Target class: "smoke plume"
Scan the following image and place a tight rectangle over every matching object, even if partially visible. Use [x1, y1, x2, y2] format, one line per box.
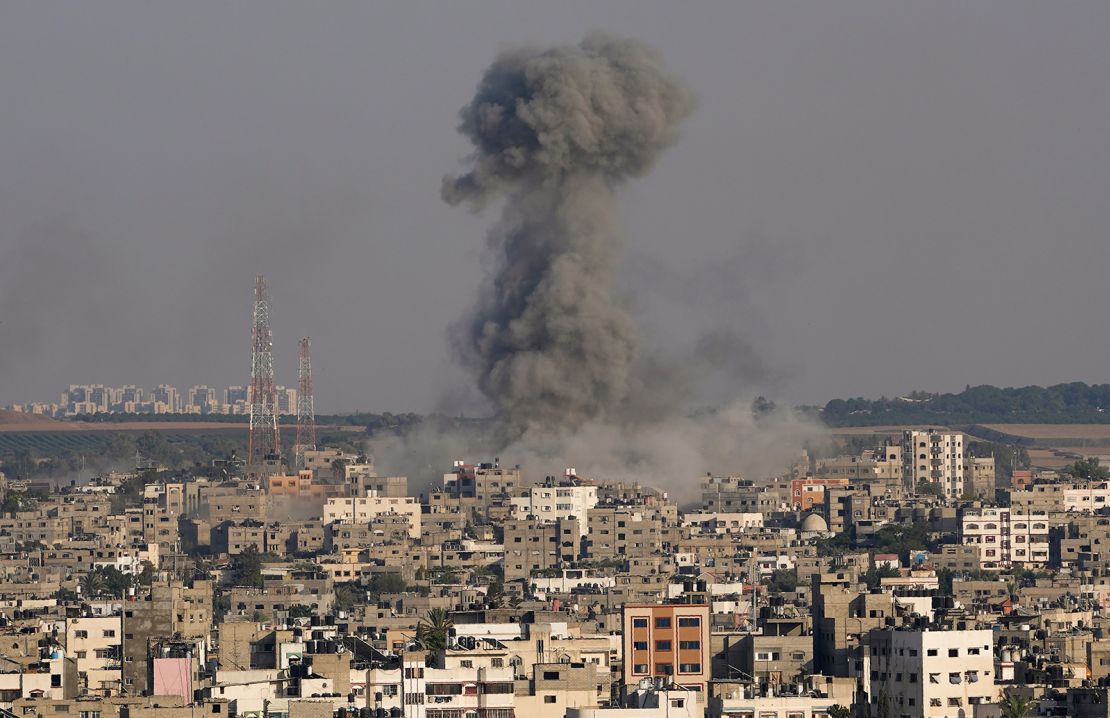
[443, 33, 695, 442]
[417, 34, 824, 500]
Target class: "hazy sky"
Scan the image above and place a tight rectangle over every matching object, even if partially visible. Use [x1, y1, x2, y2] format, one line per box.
[2, 2, 1109, 414]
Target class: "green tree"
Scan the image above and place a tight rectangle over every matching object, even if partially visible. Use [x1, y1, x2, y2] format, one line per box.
[416, 608, 453, 651]
[230, 546, 265, 588]
[334, 584, 364, 612]
[288, 605, 315, 618]
[827, 706, 852, 718]
[80, 571, 107, 598]
[485, 580, 505, 608]
[55, 588, 79, 603]
[1000, 691, 1034, 718]
[767, 569, 798, 593]
[366, 572, 406, 596]
[1064, 458, 1110, 481]
[915, 481, 945, 498]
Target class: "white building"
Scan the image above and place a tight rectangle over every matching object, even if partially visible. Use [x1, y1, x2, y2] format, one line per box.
[323, 496, 422, 539]
[960, 508, 1050, 569]
[510, 473, 598, 537]
[868, 627, 997, 718]
[903, 430, 966, 498]
[66, 615, 123, 696]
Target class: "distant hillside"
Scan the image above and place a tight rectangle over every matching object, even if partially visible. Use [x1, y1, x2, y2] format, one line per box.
[820, 382, 1110, 427]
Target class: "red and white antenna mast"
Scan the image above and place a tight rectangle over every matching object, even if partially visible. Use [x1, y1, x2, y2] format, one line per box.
[293, 336, 317, 467]
[248, 275, 281, 465]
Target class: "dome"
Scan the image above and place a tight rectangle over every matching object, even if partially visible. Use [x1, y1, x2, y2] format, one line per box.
[800, 513, 828, 532]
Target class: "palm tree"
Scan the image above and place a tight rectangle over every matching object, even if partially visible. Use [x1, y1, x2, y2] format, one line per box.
[79, 571, 105, 598]
[416, 608, 453, 651]
[1001, 691, 1034, 718]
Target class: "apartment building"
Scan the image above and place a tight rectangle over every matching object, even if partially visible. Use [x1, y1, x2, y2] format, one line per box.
[510, 474, 598, 536]
[963, 457, 997, 500]
[322, 496, 422, 539]
[66, 615, 123, 696]
[622, 604, 711, 697]
[903, 430, 965, 498]
[586, 508, 663, 561]
[960, 508, 1050, 569]
[867, 627, 996, 718]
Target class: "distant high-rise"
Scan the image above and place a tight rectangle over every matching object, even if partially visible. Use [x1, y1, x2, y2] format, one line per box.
[248, 275, 281, 464]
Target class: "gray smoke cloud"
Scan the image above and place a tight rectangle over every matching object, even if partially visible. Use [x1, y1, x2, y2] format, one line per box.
[382, 33, 828, 501]
[443, 33, 695, 442]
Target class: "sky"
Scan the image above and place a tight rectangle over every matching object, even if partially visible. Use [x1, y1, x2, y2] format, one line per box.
[2, 2, 1109, 414]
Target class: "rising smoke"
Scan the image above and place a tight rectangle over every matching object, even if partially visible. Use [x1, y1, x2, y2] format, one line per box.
[378, 33, 824, 502]
[442, 33, 695, 442]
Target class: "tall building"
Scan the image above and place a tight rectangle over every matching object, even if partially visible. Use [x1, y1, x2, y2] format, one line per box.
[150, 384, 180, 413]
[510, 471, 598, 537]
[867, 627, 996, 718]
[186, 385, 218, 413]
[622, 604, 710, 698]
[960, 507, 1050, 569]
[902, 430, 966, 498]
[963, 456, 997, 500]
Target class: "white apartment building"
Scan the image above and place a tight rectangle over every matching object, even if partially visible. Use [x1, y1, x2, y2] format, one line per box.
[960, 508, 1050, 570]
[322, 496, 422, 538]
[511, 473, 598, 537]
[66, 615, 123, 696]
[903, 430, 966, 498]
[868, 628, 997, 718]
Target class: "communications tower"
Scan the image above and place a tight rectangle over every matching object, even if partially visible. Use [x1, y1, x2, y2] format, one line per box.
[248, 275, 281, 464]
[293, 336, 317, 467]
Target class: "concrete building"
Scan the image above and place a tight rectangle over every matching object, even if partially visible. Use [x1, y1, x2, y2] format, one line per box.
[510, 473, 598, 537]
[903, 430, 966, 498]
[322, 496, 422, 539]
[622, 604, 711, 697]
[960, 508, 1050, 569]
[867, 627, 997, 718]
[963, 457, 997, 500]
[66, 615, 123, 696]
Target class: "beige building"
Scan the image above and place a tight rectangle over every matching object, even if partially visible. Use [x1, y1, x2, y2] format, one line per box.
[903, 430, 966, 498]
[322, 496, 421, 538]
[867, 627, 997, 718]
[960, 508, 1050, 569]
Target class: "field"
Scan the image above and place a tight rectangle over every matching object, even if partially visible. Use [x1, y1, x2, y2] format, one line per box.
[968, 424, 1110, 448]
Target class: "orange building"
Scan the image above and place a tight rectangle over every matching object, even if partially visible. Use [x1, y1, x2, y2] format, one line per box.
[622, 603, 710, 697]
[789, 477, 850, 511]
[267, 470, 348, 500]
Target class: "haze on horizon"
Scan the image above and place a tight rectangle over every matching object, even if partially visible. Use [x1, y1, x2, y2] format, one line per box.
[2, 2, 1109, 415]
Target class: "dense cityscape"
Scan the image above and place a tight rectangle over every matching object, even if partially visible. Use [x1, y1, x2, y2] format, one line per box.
[4, 5, 1109, 718]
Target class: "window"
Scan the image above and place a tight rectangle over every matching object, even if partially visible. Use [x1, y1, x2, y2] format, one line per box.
[655, 617, 671, 629]
[655, 663, 674, 675]
[655, 640, 672, 651]
[543, 671, 560, 680]
[633, 641, 648, 651]
[543, 696, 556, 704]
[679, 663, 701, 674]
[678, 616, 700, 628]
[926, 649, 937, 656]
[680, 641, 701, 650]
[75, 630, 88, 639]
[102, 630, 115, 638]
[633, 664, 649, 675]
[633, 618, 648, 628]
